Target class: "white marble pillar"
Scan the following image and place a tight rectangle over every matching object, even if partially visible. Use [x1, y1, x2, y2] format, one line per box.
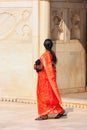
[39, 0, 51, 55]
[32, 0, 39, 100]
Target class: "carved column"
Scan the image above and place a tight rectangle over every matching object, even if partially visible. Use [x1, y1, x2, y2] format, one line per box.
[32, 0, 39, 99]
[39, 0, 51, 55]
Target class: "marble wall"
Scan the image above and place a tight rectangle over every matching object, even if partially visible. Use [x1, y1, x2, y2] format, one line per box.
[51, 1, 87, 93]
[51, 1, 86, 43]
[0, 0, 86, 101]
[0, 0, 39, 100]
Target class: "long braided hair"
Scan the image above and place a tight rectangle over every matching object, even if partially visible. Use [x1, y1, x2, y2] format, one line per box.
[44, 39, 57, 64]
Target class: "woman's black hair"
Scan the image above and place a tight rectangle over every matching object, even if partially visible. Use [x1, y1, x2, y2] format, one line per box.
[44, 39, 57, 64]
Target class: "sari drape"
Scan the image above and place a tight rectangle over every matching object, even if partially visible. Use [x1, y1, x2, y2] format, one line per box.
[37, 51, 64, 116]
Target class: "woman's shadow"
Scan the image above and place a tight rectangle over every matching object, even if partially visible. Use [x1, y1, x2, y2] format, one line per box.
[63, 107, 74, 119]
[48, 107, 74, 119]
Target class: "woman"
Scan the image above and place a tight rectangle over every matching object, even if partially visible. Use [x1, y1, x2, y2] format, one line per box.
[34, 39, 66, 120]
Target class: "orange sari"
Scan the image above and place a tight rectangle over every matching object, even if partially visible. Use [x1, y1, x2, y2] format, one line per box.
[36, 50, 64, 116]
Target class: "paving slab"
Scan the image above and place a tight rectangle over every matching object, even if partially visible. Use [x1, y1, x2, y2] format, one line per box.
[0, 102, 87, 130]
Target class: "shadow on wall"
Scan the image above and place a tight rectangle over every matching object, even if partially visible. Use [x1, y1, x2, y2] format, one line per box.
[50, 1, 87, 90]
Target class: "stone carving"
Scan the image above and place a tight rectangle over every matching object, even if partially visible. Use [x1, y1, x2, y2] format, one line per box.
[22, 24, 32, 41]
[22, 10, 31, 21]
[15, 9, 32, 42]
[51, 10, 64, 41]
[70, 10, 80, 40]
[0, 8, 32, 42]
[0, 12, 15, 40]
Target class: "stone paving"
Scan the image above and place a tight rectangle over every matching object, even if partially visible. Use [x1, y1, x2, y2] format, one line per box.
[0, 101, 87, 130]
[0, 92, 87, 130]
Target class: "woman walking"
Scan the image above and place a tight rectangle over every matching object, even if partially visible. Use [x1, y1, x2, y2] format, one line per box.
[34, 39, 66, 120]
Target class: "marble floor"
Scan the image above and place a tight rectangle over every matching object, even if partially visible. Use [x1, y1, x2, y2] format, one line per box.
[0, 102, 87, 130]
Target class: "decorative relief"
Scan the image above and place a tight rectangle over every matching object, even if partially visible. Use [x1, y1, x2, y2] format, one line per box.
[70, 9, 80, 40]
[22, 10, 31, 21]
[51, 9, 64, 41]
[0, 8, 32, 42]
[0, 12, 15, 40]
[22, 24, 31, 40]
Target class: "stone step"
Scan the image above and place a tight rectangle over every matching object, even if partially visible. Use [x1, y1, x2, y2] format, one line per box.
[62, 92, 87, 109]
[0, 92, 87, 109]
[62, 101, 87, 109]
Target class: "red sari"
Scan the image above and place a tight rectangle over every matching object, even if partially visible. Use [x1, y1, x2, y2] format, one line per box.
[36, 50, 64, 116]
